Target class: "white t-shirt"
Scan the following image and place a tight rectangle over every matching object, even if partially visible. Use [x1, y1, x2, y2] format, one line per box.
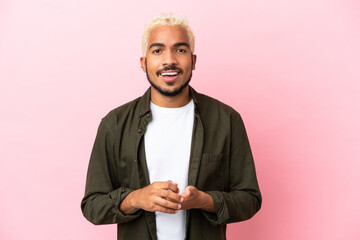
[144, 100, 194, 240]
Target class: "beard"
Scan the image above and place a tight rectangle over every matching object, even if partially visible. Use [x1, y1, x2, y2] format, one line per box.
[145, 60, 192, 97]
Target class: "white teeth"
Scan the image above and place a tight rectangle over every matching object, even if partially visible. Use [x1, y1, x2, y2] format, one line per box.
[161, 72, 178, 76]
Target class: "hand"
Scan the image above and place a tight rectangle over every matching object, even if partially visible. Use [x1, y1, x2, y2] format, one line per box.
[120, 180, 183, 215]
[180, 186, 215, 213]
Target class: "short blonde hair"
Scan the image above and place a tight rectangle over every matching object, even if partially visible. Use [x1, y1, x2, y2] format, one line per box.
[142, 13, 195, 56]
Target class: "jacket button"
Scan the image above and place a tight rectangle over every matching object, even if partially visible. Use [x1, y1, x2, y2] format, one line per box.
[137, 129, 142, 134]
[146, 113, 150, 118]
[138, 112, 142, 116]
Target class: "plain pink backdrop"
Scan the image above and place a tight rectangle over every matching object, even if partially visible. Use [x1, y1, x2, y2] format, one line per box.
[1, 0, 359, 239]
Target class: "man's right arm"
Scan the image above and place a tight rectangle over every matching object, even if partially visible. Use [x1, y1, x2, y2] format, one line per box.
[81, 120, 182, 225]
[81, 119, 140, 225]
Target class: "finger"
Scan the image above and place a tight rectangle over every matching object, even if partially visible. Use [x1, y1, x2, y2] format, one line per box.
[187, 186, 197, 192]
[154, 180, 180, 193]
[165, 180, 180, 193]
[185, 186, 198, 196]
[181, 188, 190, 198]
[159, 189, 183, 203]
[164, 196, 184, 203]
[144, 198, 179, 214]
[154, 204, 179, 214]
[154, 196, 182, 210]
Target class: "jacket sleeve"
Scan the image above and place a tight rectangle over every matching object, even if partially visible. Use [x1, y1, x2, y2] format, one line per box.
[81, 119, 142, 225]
[201, 113, 262, 225]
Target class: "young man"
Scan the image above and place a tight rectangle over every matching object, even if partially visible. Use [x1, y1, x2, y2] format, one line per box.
[81, 13, 261, 240]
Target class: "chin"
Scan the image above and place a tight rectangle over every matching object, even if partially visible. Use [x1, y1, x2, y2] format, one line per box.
[146, 69, 192, 97]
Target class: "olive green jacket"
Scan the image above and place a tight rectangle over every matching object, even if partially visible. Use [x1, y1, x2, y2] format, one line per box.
[81, 87, 261, 240]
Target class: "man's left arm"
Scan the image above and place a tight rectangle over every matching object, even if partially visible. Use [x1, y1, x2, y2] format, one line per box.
[181, 113, 262, 225]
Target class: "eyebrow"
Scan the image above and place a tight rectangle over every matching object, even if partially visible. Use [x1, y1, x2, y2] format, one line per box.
[149, 43, 165, 49]
[173, 42, 190, 48]
[148, 42, 190, 50]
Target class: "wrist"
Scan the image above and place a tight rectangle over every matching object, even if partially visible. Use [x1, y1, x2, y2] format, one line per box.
[120, 190, 139, 214]
[199, 191, 215, 213]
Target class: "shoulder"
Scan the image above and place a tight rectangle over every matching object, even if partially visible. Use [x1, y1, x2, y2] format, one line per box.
[100, 88, 151, 127]
[193, 89, 242, 122]
[106, 97, 140, 118]
[99, 96, 143, 130]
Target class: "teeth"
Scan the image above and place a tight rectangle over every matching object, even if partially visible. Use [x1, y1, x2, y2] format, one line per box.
[161, 72, 178, 76]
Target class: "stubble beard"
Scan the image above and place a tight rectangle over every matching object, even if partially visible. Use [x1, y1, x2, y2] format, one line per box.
[145, 60, 192, 97]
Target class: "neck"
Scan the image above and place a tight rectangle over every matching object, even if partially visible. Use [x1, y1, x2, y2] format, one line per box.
[150, 86, 191, 108]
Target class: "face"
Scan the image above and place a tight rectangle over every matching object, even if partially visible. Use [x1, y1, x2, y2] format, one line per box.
[140, 25, 196, 97]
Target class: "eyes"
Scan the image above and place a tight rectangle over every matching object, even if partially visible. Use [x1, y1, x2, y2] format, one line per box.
[176, 49, 186, 53]
[151, 48, 187, 54]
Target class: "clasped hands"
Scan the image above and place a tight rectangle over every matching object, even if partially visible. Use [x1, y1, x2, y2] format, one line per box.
[120, 180, 215, 215]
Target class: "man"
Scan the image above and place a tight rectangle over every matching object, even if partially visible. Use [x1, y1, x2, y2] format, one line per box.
[81, 13, 261, 240]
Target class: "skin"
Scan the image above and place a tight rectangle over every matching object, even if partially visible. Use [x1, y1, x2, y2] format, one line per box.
[119, 25, 215, 215]
[140, 25, 196, 108]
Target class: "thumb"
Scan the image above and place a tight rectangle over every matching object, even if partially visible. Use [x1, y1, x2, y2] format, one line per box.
[181, 187, 191, 197]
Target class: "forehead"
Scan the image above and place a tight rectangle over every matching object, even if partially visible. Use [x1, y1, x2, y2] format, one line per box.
[148, 25, 189, 46]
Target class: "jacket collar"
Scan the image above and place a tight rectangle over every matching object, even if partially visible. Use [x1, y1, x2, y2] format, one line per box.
[138, 86, 201, 118]
[189, 86, 201, 114]
[138, 87, 151, 118]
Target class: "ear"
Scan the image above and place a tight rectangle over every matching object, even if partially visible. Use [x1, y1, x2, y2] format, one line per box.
[140, 57, 146, 72]
[191, 54, 197, 70]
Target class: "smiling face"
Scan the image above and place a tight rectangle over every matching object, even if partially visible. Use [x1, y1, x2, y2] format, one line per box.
[140, 25, 196, 99]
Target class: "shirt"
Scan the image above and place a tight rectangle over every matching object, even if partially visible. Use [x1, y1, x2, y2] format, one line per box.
[81, 86, 262, 240]
[145, 100, 194, 240]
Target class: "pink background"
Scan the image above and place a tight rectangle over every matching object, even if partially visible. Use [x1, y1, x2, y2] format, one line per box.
[1, 0, 359, 239]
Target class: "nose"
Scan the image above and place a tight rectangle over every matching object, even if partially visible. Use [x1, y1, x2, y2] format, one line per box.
[163, 51, 178, 66]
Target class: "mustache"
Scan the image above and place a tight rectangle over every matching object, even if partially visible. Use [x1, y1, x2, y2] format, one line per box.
[156, 65, 183, 76]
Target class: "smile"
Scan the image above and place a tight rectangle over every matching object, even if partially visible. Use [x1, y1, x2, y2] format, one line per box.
[160, 72, 179, 76]
[160, 71, 180, 82]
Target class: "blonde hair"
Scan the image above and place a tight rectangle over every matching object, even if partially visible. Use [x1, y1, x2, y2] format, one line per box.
[142, 13, 195, 56]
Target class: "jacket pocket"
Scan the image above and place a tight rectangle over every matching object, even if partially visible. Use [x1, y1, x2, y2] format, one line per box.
[197, 153, 225, 191]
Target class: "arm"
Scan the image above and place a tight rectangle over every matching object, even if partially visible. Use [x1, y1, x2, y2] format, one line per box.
[81, 119, 140, 225]
[200, 113, 262, 225]
[81, 119, 189, 224]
